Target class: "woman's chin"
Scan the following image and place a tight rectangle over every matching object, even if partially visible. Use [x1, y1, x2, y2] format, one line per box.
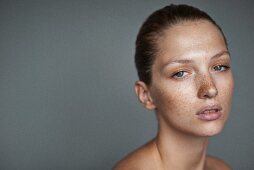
[197, 123, 225, 137]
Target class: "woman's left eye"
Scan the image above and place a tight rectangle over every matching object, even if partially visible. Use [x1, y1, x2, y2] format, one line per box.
[213, 65, 230, 72]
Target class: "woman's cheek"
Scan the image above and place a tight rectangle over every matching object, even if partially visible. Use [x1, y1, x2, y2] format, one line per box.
[216, 73, 234, 98]
[158, 84, 195, 111]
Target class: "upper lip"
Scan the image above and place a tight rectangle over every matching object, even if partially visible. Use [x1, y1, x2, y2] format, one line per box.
[196, 104, 222, 115]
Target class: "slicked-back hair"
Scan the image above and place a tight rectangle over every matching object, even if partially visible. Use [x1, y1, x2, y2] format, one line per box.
[135, 4, 227, 85]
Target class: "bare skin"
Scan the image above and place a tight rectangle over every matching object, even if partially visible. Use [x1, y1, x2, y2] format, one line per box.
[113, 139, 231, 170]
[114, 20, 234, 170]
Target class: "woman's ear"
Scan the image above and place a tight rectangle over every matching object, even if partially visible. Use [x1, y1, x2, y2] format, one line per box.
[134, 81, 156, 110]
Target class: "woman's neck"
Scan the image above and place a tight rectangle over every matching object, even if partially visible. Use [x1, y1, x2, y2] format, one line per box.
[153, 124, 209, 170]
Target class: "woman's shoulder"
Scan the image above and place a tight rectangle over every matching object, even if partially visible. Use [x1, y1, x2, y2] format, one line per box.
[206, 155, 232, 170]
[113, 140, 159, 170]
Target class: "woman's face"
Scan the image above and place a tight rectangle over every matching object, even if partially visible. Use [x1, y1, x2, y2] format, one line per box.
[149, 20, 234, 137]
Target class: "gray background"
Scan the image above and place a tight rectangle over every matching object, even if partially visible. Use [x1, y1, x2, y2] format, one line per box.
[0, 0, 253, 169]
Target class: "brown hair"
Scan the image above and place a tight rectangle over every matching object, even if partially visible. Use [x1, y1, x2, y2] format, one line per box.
[135, 4, 227, 85]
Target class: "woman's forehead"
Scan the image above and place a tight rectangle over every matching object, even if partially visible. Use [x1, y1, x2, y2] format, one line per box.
[156, 20, 227, 64]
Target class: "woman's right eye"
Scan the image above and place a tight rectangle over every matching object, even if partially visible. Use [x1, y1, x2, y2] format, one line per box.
[172, 71, 188, 78]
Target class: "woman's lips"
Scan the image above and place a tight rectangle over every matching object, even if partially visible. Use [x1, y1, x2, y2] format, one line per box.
[196, 105, 222, 121]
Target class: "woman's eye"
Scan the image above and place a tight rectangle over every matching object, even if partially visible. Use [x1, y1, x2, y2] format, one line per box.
[213, 65, 230, 72]
[172, 71, 188, 78]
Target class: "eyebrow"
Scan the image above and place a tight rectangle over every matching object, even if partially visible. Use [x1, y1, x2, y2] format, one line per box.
[211, 50, 230, 60]
[162, 50, 230, 68]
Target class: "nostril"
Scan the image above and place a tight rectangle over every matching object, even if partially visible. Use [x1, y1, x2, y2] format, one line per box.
[198, 84, 218, 99]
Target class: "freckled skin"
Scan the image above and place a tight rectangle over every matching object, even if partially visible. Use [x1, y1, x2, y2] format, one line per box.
[114, 20, 234, 170]
[150, 20, 234, 137]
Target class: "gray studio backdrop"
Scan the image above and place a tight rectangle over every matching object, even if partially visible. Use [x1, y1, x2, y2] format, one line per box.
[0, 0, 253, 169]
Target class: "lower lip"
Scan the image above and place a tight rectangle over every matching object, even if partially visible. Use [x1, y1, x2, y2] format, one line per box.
[196, 111, 222, 121]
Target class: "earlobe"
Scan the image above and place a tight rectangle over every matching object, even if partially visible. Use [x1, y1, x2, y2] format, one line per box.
[134, 81, 156, 110]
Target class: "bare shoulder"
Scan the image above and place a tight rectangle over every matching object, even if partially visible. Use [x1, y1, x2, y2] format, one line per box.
[113, 140, 159, 170]
[206, 155, 232, 170]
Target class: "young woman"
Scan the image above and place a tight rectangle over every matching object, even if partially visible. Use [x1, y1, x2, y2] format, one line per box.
[114, 4, 234, 170]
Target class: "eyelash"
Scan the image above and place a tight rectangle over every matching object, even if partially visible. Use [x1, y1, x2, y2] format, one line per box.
[171, 70, 189, 79]
[213, 64, 230, 72]
[171, 65, 231, 79]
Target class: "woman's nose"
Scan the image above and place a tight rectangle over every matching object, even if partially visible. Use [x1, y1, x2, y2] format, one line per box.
[197, 75, 218, 99]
